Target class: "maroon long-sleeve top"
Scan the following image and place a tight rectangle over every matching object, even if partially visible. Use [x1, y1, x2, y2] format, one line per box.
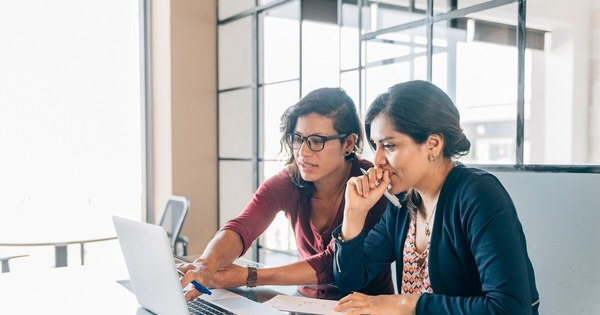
[221, 158, 394, 295]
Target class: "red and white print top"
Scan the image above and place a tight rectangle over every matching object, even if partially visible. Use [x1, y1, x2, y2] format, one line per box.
[401, 218, 434, 295]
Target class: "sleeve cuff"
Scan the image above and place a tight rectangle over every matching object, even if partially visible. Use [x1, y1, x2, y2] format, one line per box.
[331, 224, 368, 247]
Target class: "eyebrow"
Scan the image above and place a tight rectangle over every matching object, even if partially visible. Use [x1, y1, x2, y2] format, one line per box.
[372, 136, 394, 143]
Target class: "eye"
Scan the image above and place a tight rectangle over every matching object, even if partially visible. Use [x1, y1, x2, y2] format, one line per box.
[382, 143, 395, 151]
[309, 137, 325, 146]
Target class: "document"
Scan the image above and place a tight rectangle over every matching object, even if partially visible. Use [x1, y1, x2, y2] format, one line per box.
[263, 295, 343, 315]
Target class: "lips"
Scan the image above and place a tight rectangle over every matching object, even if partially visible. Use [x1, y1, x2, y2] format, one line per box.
[298, 160, 317, 169]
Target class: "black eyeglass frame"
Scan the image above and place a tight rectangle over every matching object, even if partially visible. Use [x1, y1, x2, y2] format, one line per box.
[286, 133, 348, 152]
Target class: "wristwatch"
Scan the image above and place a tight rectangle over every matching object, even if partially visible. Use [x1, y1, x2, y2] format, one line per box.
[246, 266, 258, 288]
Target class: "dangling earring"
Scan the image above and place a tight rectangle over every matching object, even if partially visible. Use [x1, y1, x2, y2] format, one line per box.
[428, 153, 436, 161]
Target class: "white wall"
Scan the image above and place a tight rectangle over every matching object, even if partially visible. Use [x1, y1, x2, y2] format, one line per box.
[492, 171, 600, 314]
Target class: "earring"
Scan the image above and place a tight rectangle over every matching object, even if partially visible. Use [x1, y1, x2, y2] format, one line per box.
[428, 154, 436, 161]
[345, 151, 350, 155]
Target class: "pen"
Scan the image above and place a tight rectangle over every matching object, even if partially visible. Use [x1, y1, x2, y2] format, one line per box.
[359, 168, 401, 208]
[177, 269, 212, 295]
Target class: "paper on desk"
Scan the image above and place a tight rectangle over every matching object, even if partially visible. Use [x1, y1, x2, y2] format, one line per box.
[263, 294, 343, 315]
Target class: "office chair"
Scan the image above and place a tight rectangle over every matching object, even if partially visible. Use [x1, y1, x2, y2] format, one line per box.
[157, 196, 190, 256]
[1, 254, 28, 273]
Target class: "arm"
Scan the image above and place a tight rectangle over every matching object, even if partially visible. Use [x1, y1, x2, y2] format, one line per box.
[417, 176, 534, 315]
[180, 172, 288, 299]
[333, 203, 396, 293]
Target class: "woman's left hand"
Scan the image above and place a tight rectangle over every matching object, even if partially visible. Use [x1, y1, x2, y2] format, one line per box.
[334, 292, 420, 315]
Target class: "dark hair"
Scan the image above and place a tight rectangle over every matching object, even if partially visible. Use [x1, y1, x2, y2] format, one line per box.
[365, 80, 471, 216]
[280, 87, 363, 199]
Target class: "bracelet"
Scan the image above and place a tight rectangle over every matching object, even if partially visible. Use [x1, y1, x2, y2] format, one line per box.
[246, 266, 258, 288]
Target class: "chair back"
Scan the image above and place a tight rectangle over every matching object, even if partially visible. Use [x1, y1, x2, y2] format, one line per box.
[157, 196, 189, 253]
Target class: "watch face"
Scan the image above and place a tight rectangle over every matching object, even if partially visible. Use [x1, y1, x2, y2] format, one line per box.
[247, 266, 258, 287]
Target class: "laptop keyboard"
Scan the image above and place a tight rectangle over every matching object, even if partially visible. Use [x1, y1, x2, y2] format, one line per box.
[188, 298, 235, 315]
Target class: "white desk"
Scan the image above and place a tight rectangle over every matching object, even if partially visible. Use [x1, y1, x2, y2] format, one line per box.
[0, 266, 141, 315]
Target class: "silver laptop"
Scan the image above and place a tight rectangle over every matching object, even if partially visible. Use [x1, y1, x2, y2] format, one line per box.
[112, 216, 283, 315]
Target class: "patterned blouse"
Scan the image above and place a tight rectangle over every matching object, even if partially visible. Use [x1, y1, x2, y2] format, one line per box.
[401, 218, 434, 294]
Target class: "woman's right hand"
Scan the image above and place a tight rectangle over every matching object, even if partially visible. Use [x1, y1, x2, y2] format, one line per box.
[342, 168, 391, 240]
[178, 259, 249, 301]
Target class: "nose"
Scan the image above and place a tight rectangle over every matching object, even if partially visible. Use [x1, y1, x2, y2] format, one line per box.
[373, 145, 388, 167]
[297, 139, 312, 157]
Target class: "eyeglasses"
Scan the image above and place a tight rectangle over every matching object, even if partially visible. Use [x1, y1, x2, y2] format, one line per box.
[286, 133, 348, 152]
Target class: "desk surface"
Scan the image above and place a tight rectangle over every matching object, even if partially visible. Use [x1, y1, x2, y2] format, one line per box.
[0, 266, 140, 315]
[0, 264, 307, 314]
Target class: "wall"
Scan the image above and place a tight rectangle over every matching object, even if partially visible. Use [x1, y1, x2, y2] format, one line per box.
[492, 171, 600, 314]
[592, 0, 600, 163]
[151, 0, 218, 254]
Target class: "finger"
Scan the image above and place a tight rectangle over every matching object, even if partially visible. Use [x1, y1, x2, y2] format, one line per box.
[178, 263, 194, 273]
[337, 292, 366, 306]
[360, 175, 371, 197]
[334, 299, 354, 311]
[349, 177, 364, 196]
[337, 293, 354, 304]
[184, 288, 201, 301]
[346, 308, 371, 315]
[335, 297, 368, 312]
[381, 170, 391, 187]
[180, 270, 201, 289]
[377, 167, 385, 183]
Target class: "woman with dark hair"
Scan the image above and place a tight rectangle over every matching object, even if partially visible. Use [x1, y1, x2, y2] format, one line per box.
[179, 87, 394, 301]
[332, 81, 539, 314]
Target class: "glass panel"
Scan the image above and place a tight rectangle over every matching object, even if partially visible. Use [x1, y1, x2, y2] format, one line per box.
[361, 0, 427, 34]
[341, 1, 360, 70]
[258, 0, 283, 5]
[363, 25, 428, 105]
[365, 63, 406, 109]
[258, 160, 297, 265]
[364, 24, 428, 65]
[433, 3, 518, 164]
[219, 0, 254, 20]
[259, 0, 300, 84]
[219, 89, 253, 159]
[434, 0, 493, 15]
[302, 20, 340, 95]
[340, 70, 360, 114]
[525, 0, 597, 164]
[260, 81, 300, 159]
[218, 16, 253, 90]
[218, 161, 254, 227]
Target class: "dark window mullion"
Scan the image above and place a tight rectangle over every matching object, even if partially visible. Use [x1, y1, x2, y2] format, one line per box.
[251, 10, 261, 262]
[516, 0, 526, 166]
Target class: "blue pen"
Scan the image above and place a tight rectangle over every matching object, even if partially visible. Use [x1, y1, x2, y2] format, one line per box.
[191, 280, 212, 295]
[177, 269, 212, 295]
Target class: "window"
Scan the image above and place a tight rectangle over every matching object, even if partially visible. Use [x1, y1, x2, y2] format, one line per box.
[0, 0, 144, 269]
[354, 0, 600, 170]
[217, 0, 600, 263]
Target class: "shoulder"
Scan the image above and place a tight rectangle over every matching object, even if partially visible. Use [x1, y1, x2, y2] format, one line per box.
[444, 164, 507, 200]
[442, 164, 517, 232]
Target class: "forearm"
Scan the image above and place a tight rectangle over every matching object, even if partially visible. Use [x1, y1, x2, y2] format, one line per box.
[257, 260, 318, 286]
[198, 230, 244, 269]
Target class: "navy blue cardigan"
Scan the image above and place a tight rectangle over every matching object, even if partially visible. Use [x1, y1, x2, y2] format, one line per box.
[333, 164, 540, 314]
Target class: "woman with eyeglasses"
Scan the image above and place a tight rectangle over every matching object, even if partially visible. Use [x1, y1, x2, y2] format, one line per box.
[179, 87, 394, 301]
[332, 80, 539, 314]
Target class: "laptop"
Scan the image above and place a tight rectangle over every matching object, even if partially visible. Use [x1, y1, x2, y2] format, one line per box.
[112, 216, 284, 315]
